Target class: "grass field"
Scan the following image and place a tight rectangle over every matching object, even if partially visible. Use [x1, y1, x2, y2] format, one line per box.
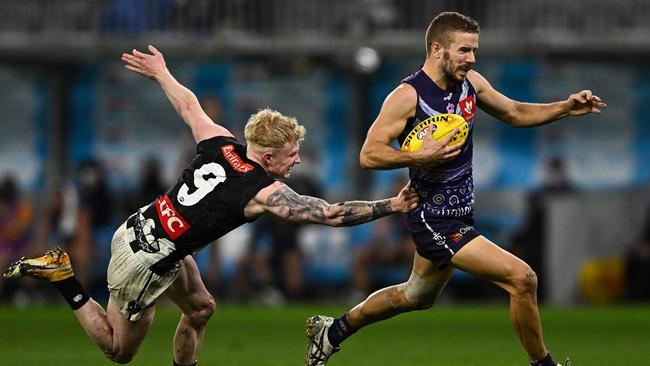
[0, 302, 648, 365]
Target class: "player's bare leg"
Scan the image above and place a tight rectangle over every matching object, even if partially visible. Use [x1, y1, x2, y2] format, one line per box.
[451, 236, 550, 362]
[3, 246, 156, 363]
[77, 299, 155, 362]
[165, 256, 216, 366]
[347, 252, 454, 328]
[306, 252, 453, 365]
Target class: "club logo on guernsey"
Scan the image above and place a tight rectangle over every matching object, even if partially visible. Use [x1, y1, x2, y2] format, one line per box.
[156, 194, 190, 240]
[221, 145, 254, 173]
[459, 95, 476, 121]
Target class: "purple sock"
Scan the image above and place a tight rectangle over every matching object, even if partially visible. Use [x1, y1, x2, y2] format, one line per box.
[327, 315, 357, 347]
[530, 352, 557, 366]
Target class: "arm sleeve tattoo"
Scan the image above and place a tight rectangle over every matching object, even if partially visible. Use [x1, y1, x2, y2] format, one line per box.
[265, 183, 394, 226]
[265, 184, 329, 222]
[336, 199, 393, 226]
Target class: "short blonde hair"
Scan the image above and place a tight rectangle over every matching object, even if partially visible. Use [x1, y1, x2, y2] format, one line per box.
[244, 108, 306, 148]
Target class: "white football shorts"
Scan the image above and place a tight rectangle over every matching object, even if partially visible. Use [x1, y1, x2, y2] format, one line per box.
[107, 222, 179, 321]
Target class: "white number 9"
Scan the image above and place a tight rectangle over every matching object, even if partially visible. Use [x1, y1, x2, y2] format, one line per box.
[177, 162, 226, 206]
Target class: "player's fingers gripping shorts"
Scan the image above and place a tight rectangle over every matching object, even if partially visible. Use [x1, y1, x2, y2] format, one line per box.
[107, 222, 179, 322]
[408, 214, 480, 270]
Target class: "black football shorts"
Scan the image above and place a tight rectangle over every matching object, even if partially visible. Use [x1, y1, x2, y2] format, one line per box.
[407, 215, 480, 270]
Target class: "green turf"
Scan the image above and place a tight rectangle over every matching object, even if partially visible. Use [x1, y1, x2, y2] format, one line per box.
[0, 302, 648, 365]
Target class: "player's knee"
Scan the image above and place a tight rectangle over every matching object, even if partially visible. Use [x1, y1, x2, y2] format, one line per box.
[381, 286, 413, 312]
[397, 272, 438, 311]
[403, 286, 436, 310]
[188, 293, 216, 325]
[111, 355, 133, 364]
[510, 266, 537, 297]
[105, 349, 135, 364]
[386, 287, 433, 312]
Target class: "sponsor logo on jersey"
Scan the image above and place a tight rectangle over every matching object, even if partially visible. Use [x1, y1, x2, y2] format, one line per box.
[156, 194, 190, 240]
[459, 95, 476, 121]
[221, 145, 254, 173]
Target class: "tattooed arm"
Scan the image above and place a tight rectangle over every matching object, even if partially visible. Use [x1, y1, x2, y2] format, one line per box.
[245, 181, 420, 227]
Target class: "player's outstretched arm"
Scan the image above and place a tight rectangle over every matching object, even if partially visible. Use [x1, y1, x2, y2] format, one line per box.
[251, 181, 419, 227]
[469, 71, 607, 128]
[121, 45, 232, 142]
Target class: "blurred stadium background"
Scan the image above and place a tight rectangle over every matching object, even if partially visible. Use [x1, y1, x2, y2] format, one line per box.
[0, 0, 649, 365]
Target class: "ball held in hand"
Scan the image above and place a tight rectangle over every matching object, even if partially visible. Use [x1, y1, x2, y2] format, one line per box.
[400, 114, 468, 152]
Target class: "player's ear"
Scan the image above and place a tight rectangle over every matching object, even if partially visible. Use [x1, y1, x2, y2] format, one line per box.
[262, 151, 274, 166]
[431, 42, 443, 58]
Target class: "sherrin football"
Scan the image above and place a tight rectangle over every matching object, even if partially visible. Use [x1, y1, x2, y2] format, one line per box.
[400, 114, 468, 152]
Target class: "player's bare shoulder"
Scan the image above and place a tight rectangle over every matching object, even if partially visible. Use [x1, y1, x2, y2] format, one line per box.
[193, 120, 234, 144]
[386, 83, 418, 110]
[466, 70, 492, 94]
[374, 82, 417, 128]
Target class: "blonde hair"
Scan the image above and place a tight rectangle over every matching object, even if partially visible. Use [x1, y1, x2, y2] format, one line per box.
[244, 108, 306, 148]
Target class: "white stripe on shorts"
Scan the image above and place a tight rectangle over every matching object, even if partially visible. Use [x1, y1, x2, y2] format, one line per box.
[420, 210, 454, 255]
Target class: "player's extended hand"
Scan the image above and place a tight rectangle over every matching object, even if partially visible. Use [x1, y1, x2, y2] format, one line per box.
[413, 126, 463, 167]
[121, 45, 167, 80]
[391, 181, 420, 213]
[566, 90, 607, 116]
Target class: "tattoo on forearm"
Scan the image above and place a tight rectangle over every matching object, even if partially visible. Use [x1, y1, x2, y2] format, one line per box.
[338, 199, 393, 226]
[266, 185, 328, 222]
[266, 184, 394, 225]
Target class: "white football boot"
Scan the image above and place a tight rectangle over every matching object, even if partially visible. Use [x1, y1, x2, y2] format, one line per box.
[305, 315, 340, 366]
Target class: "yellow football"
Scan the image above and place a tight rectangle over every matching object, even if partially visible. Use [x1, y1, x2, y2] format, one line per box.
[400, 114, 468, 152]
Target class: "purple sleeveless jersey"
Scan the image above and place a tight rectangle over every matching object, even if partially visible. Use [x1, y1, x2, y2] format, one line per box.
[397, 69, 478, 221]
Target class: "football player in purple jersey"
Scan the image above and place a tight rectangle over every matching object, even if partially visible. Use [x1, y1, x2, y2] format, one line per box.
[306, 11, 606, 366]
